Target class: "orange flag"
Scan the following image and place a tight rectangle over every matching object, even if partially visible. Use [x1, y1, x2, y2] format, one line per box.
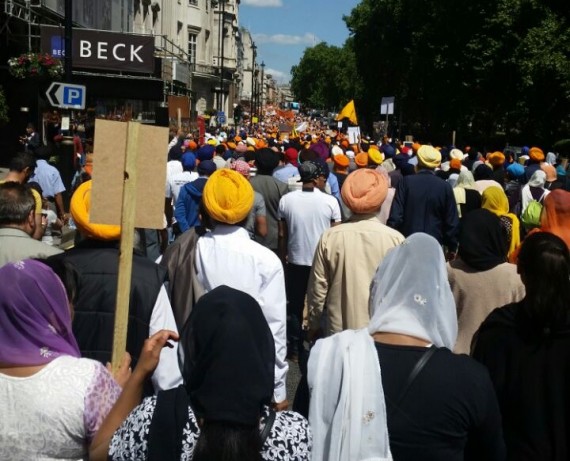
[336, 100, 358, 125]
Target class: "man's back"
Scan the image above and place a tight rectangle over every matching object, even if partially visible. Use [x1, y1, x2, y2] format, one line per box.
[251, 174, 288, 250]
[0, 228, 62, 266]
[279, 189, 341, 266]
[388, 170, 459, 249]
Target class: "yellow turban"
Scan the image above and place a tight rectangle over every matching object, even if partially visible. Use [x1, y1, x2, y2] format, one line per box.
[368, 147, 384, 165]
[202, 169, 254, 224]
[417, 145, 441, 169]
[70, 180, 121, 241]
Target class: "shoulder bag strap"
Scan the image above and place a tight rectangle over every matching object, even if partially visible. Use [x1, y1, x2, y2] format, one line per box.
[259, 409, 277, 445]
[389, 345, 437, 417]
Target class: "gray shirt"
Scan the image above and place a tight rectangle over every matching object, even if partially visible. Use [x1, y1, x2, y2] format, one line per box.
[0, 228, 62, 267]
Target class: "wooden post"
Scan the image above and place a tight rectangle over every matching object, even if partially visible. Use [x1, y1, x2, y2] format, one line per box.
[452, 130, 456, 147]
[111, 121, 140, 373]
[177, 108, 182, 131]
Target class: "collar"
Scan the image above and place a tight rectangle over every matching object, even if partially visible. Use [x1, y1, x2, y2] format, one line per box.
[346, 213, 381, 223]
[211, 224, 250, 238]
[0, 227, 32, 238]
[417, 169, 435, 175]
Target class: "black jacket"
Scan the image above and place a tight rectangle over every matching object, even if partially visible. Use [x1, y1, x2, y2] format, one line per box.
[51, 240, 167, 369]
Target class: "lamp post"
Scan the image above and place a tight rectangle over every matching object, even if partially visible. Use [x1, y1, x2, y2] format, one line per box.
[218, 0, 226, 114]
[250, 42, 257, 118]
[260, 61, 265, 119]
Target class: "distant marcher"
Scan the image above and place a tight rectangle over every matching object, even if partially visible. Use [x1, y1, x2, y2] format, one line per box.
[448, 209, 525, 354]
[29, 146, 66, 222]
[453, 170, 482, 219]
[388, 145, 459, 259]
[481, 186, 521, 259]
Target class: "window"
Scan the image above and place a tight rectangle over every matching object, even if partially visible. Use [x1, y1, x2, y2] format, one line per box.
[188, 31, 197, 64]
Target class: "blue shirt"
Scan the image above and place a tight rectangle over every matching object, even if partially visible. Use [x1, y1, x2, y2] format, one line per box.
[29, 159, 66, 197]
[272, 164, 299, 184]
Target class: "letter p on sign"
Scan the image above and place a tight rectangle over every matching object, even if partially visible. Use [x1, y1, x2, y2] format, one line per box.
[64, 87, 83, 106]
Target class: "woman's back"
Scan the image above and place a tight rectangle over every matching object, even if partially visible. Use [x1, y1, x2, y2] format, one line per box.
[376, 343, 504, 461]
[0, 356, 120, 461]
[109, 398, 311, 461]
[473, 303, 570, 460]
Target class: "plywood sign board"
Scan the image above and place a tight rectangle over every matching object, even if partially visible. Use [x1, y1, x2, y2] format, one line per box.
[90, 119, 167, 229]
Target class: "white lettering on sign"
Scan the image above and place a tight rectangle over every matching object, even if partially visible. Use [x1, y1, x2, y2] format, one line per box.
[97, 42, 108, 59]
[113, 44, 126, 61]
[80, 40, 91, 57]
[131, 45, 143, 63]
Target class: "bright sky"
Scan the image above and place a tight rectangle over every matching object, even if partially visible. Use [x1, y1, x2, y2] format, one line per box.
[239, 0, 360, 84]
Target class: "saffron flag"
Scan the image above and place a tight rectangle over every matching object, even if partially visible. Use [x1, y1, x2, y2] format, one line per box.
[336, 100, 358, 125]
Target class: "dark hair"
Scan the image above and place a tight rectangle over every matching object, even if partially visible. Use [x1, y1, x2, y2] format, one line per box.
[517, 232, 570, 334]
[35, 258, 80, 308]
[298, 148, 317, 163]
[215, 144, 226, 155]
[9, 152, 37, 173]
[34, 145, 53, 160]
[0, 182, 35, 225]
[193, 421, 263, 461]
[27, 181, 43, 196]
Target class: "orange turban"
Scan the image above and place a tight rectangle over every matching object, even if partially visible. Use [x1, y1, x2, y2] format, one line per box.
[84, 153, 94, 176]
[333, 154, 350, 168]
[529, 147, 545, 162]
[341, 169, 388, 214]
[202, 169, 254, 224]
[487, 151, 505, 167]
[355, 153, 369, 168]
[450, 158, 462, 170]
[412, 142, 421, 153]
[70, 180, 121, 241]
[340, 139, 350, 149]
[188, 141, 198, 151]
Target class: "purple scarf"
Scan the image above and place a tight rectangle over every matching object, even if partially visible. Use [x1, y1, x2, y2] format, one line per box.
[0, 259, 80, 366]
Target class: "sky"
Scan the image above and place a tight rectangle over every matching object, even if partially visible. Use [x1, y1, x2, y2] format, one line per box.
[239, 0, 360, 85]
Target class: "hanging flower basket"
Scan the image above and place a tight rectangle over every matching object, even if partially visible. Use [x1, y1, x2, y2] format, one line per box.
[7, 53, 64, 80]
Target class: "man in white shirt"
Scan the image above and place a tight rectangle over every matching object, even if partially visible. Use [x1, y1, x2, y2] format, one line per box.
[195, 169, 289, 410]
[278, 161, 341, 361]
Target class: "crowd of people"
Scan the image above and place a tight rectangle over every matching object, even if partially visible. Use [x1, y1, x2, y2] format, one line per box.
[1, 116, 570, 460]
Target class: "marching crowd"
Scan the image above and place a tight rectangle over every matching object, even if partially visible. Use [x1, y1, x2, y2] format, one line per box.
[1, 118, 570, 460]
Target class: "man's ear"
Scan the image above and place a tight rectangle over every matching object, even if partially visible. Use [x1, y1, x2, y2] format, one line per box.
[27, 209, 36, 231]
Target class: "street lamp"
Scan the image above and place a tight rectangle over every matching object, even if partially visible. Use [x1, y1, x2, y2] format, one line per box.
[250, 42, 257, 117]
[260, 61, 265, 118]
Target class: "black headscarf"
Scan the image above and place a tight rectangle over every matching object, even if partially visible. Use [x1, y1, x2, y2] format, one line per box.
[458, 209, 508, 270]
[180, 285, 275, 425]
[474, 163, 494, 180]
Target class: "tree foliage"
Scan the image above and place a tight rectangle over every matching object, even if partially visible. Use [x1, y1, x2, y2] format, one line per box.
[290, 42, 363, 111]
[337, 0, 569, 146]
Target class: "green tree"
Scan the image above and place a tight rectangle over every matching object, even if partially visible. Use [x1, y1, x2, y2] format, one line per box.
[290, 42, 362, 111]
[342, 0, 570, 145]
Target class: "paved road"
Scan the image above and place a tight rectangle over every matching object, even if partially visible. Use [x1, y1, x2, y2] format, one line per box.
[286, 359, 302, 409]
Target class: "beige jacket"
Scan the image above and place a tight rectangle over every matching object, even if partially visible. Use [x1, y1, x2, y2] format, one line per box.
[307, 214, 404, 336]
[448, 258, 525, 354]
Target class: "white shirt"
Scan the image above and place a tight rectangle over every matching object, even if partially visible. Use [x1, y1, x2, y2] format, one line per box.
[150, 286, 184, 392]
[165, 170, 198, 201]
[279, 189, 341, 266]
[195, 225, 288, 403]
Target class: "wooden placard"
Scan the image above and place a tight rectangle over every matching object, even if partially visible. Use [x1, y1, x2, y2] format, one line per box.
[90, 119, 168, 229]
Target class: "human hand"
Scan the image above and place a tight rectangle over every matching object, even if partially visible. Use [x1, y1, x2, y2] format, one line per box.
[132, 330, 179, 381]
[272, 400, 289, 412]
[107, 352, 132, 388]
[445, 251, 457, 262]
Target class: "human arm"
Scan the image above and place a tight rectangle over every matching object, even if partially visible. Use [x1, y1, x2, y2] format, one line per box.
[148, 285, 184, 391]
[278, 220, 288, 264]
[89, 330, 179, 461]
[254, 193, 268, 238]
[306, 236, 329, 337]
[260, 259, 289, 408]
[443, 183, 460, 253]
[387, 180, 405, 230]
[174, 186, 191, 233]
[54, 192, 66, 221]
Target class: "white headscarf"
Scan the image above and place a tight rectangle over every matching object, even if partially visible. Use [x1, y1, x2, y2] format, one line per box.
[367, 233, 458, 349]
[528, 170, 547, 188]
[308, 329, 392, 461]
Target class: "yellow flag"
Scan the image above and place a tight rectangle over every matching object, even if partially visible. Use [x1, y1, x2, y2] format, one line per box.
[336, 100, 358, 125]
